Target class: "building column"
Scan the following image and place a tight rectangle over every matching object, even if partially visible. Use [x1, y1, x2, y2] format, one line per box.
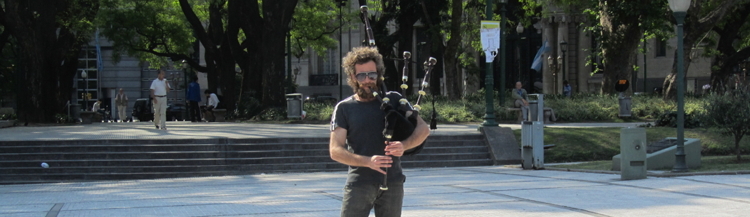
[542, 18, 555, 94]
[557, 15, 568, 94]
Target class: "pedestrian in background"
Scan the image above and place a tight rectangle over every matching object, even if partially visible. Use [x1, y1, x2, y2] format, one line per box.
[150, 69, 170, 130]
[115, 88, 128, 122]
[186, 75, 201, 122]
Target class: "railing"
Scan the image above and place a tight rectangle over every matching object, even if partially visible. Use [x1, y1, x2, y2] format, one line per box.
[309, 74, 338, 86]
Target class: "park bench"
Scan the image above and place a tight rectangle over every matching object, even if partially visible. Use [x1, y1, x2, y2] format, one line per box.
[506, 107, 554, 124]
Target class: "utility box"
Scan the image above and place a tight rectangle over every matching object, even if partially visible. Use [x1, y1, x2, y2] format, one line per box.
[286, 93, 304, 119]
[620, 127, 647, 180]
[528, 94, 544, 122]
[521, 121, 544, 169]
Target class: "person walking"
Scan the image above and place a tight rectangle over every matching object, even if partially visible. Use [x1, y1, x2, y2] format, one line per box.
[150, 69, 170, 130]
[186, 75, 201, 122]
[115, 88, 129, 122]
[329, 46, 430, 217]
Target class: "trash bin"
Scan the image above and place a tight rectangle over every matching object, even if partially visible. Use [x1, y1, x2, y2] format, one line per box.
[620, 127, 647, 180]
[286, 93, 304, 119]
[618, 93, 632, 117]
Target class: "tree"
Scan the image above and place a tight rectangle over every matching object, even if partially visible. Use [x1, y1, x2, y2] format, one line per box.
[2, 0, 99, 123]
[100, 0, 299, 112]
[704, 2, 750, 93]
[521, 0, 670, 94]
[661, 0, 740, 99]
[704, 89, 750, 162]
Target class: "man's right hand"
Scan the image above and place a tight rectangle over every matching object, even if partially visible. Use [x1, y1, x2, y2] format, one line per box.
[153, 98, 157, 104]
[368, 155, 392, 175]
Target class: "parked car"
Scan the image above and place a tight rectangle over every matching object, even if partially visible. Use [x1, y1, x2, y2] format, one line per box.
[167, 103, 186, 121]
[132, 98, 153, 122]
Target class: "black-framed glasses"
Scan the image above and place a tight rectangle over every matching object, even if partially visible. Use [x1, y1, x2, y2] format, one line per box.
[355, 71, 378, 82]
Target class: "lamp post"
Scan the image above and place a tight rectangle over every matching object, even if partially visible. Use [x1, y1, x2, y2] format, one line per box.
[287, 21, 293, 93]
[559, 40, 568, 82]
[499, 0, 508, 107]
[482, 0, 497, 127]
[81, 70, 88, 110]
[339, 0, 344, 100]
[669, 0, 690, 172]
[517, 23, 524, 81]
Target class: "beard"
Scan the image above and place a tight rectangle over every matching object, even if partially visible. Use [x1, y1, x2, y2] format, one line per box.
[355, 83, 379, 100]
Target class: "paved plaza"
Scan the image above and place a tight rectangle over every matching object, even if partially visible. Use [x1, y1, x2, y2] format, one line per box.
[1, 166, 749, 217]
[5, 121, 749, 216]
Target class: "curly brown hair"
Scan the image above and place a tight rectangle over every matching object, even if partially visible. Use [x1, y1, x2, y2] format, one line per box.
[341, 46, 385, 93]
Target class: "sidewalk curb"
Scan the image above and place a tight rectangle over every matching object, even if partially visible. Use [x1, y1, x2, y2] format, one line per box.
[546, 166, 750, 177]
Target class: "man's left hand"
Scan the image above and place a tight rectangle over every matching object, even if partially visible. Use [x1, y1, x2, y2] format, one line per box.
[385, 141, 405, 157]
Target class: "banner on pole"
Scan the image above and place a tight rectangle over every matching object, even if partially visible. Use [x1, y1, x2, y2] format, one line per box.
[480, 20, 501, 63]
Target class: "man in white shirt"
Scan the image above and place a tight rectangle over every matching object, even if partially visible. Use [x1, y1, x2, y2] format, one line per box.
[115, 88, 129, 122]
[203, 90, 220, 122]
[150, 70, 171, 130]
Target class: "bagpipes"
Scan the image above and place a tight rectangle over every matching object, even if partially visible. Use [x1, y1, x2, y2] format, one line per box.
[360, 5, 437, 190]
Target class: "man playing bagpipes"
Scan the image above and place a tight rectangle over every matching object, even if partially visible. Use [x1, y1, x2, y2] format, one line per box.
[329, 46, 430, 217]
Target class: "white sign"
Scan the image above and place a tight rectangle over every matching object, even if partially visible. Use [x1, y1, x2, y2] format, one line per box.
[480, 20, 501, 62]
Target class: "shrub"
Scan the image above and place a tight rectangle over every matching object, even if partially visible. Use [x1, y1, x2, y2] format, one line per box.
[703, 89, 750, 161]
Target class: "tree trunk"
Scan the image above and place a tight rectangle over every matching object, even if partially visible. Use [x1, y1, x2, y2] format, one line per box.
[259, 0, 298, 107]
[663, 0, 739, 99]
[4, 0, 97, 123]
[662, 42, 694, 100]
[736, 134, 743, 162]
[443, 0, 463, 100]
[709, 3, 750, 94]
[598, 1, 643, 94]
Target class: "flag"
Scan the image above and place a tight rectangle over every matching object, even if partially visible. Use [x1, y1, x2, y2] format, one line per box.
[530, 40, 550, 72]
[95, 28, 103, 73]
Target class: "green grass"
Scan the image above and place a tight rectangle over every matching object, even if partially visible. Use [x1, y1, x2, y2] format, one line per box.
[512, 127, 750, 163]
[550, 155, 750, 172]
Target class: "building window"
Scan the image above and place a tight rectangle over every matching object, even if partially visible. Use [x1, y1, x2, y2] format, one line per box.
[655, 39, 667, 57]
[77, 48, 99, 108]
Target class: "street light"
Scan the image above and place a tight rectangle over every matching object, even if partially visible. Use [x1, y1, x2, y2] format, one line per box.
[559, 40, 568, 82]
[499, 0, 508, 107]
[517, 23, 524, 81]
[339, 0, 345, 100]
[669, 0, 690, 172]
[482, 0, 498, 127]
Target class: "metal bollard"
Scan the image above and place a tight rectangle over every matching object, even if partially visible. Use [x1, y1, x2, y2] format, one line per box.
[521, 121, 545, 169]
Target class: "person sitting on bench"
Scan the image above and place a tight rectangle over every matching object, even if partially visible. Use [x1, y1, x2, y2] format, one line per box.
[512, 81, 530, 121]
[202, 90, 220, 122]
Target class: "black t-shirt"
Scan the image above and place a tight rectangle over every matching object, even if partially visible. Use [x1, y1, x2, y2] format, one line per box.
[331, 96, 405, 184]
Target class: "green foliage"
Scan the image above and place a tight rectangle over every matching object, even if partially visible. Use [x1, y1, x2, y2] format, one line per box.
[302, 102, 334, 121]
[231, 93, 264, 121]
[702, 89, 750, 160]
[254, 107, 287, 121]
[291, 0, 353, 59]
[515, 127, 750, 163]
[97, 0, 199, 68]
[0, 112, 16, 121]
[654, 111, 703, 128]
[54, 114, 76, 124]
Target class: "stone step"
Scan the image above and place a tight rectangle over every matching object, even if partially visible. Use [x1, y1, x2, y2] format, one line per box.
[0, 135, 491, 183]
